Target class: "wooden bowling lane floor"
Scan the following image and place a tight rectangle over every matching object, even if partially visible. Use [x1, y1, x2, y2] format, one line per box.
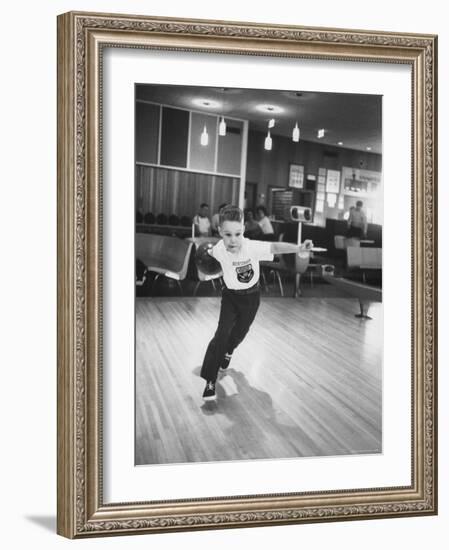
[135, 297, 382, 465]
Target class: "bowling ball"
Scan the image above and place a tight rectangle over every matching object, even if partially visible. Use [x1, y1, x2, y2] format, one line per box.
[195, 242, 221, 275]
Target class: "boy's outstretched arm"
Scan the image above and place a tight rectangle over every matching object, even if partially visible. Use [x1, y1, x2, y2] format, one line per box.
[270, 239, 313, 255]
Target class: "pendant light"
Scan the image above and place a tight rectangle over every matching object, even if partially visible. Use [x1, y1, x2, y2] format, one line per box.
[219, 116, 227, 136]
[292, 122, 300, 142]
[200, 125, 209, 146]
[264, 130, 272, 151]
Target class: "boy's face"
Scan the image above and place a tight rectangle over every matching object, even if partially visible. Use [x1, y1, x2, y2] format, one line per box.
[219, 220, 244, 254]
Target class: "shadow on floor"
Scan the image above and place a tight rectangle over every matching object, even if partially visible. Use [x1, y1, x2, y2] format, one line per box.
[24, 515, 56, 533]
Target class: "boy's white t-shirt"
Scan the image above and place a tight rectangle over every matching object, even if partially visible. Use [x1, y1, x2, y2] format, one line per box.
[211, 237, 273, 290]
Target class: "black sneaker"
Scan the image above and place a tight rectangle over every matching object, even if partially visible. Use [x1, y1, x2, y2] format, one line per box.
[202, 381, 217, 401]
[220, 354, 232, 370]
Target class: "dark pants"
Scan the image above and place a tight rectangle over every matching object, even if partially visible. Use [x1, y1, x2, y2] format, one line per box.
[347, 225, 363, 238]
[200, 287, 261, 382]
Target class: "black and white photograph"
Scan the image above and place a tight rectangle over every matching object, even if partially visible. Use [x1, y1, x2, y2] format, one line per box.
[53, 6, 438, 541]
[134, 84, 383, 466]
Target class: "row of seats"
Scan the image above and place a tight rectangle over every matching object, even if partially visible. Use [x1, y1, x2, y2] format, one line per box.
[136, 211, 192, 227]
[136, 233, 223, 296]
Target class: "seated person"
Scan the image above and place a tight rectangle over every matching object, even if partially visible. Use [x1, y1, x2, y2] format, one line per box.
[192, 203, 212, 237]
[211, 203, 228, 235]
[256, 205, 275, 241]
[244, 209, 263, 239]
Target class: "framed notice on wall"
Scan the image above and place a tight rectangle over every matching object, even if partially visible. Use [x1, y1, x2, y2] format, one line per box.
[326, 169, 341, 193]
[288, 163, 304, 188]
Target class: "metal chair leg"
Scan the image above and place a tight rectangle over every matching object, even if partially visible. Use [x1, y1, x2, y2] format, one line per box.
[151, 273, 161, 295]
[261, 270, 268, 292]
[294, 273, 302, 297]
[275, 271, 284, 297]
[193, 281, 201, 296]
[176, 280, 183, 296]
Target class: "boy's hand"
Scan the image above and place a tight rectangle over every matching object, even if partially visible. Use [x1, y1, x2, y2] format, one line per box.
[300, 239, 313, 251]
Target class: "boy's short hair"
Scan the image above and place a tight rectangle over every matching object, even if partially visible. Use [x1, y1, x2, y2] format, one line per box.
[219, 204, 243, 225]
[200, 202, 209, 209]
[356, 200, 363, 207]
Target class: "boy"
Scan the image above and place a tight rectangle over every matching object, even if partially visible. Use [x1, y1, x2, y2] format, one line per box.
[200, 205, 313, 401]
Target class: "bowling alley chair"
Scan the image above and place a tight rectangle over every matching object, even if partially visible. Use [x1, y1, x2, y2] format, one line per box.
[180, 216, 192, 227]
[168, 214, 180, 226]
[136, 233, 193, 296]
[346, 245, 382, 284]
[143, 212, 155, 224]
[260, 233, 310, 297]
[156, 213, 168, 225]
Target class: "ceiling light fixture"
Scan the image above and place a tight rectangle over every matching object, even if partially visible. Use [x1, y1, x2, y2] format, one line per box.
[268, 118, 275, 128]
[337, 141, 344, 146]
[317, 129, 325, 139]
[192, 98, 221, 110]
[200, 125, 209, 146]
[255, 104, 284, 115]
[292, 122, 300, 142]
[219, 116, 227, 136]
[264, 130, 272, 151]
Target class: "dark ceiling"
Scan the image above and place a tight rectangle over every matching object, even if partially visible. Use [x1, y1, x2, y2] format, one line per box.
[136, 84, 382, 155]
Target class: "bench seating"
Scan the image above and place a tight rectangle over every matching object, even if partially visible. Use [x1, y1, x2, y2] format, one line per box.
[136, 233, 193, 293]
[346, 246, 382, 284]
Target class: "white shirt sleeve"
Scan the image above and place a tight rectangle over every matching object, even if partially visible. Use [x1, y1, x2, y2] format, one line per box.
[248, 240, 274, 262]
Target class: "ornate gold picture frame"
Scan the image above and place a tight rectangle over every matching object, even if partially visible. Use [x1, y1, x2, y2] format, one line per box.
[57, 11, 437, 538]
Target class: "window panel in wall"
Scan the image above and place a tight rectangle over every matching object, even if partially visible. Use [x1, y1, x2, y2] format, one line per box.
[189, 113, 217, 172]
[135, 102, 160, 164]
[217, 119, 242, 176]
[160, 107, 189, 167]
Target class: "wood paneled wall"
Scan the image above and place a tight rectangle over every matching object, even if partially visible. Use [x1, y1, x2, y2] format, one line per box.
[136, 165, 240, 217]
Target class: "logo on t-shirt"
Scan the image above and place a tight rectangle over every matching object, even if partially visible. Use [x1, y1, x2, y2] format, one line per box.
[235, 263, 254, 284]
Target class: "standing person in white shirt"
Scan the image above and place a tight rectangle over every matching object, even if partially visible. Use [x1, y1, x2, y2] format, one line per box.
[200, 204, 313, 401]
[256, 205, 275, 240]
[192, 203, 212, 237]
[347, 200, 368, 239]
